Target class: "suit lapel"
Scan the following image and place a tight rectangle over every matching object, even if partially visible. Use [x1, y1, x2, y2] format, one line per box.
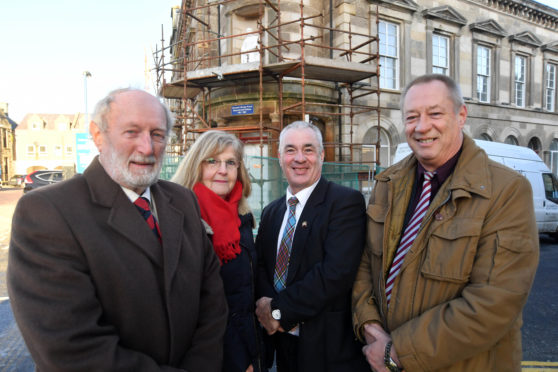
[286, 178, 328, 285]
[152, 184, 184, 293]
[84, 157, 163, 268]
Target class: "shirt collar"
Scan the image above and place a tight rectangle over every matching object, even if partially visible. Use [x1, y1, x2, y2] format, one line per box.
[121, 186, 152, 204]
[286, 178, 320, 209]
[417, 146, 462, 185]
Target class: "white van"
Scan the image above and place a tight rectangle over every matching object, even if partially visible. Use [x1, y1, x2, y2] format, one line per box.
[393, 140, 558, 237]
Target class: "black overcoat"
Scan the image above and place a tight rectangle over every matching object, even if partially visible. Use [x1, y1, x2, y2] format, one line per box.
[256, 177, 369, 372]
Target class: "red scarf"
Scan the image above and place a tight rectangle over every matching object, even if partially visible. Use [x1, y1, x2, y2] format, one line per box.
[193, 181, 242, 264]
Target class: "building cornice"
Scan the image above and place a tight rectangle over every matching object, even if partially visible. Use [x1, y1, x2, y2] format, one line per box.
[509, 30, 543, 47]
[371, 0, 419, 13]
[469, 19, 508, 37]
[422, 6, 467, 26]
[471, 0, 558, 30]
[542, 41, 558, 53]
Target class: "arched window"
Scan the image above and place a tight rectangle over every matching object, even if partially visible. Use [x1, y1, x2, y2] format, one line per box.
[361, 126, 391, 169]
[549, 139, 558, 175]
[504, 135, 519, 145]
[479, 133, 492, 141]
[528, 137, 542, 155]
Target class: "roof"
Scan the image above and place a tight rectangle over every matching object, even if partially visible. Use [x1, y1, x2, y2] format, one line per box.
[17, 113, 85, 130]
[0, 111, 18, 130]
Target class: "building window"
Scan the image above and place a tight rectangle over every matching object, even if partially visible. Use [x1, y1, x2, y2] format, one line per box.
[26, 145, 35, 156]
[479, 133, 492, 141]
[378, 20, 399, 90]
[505, 135, 519, 145]
[514, 55, 526, 107]
[31, 122, 41, 130]
[432, 34, 449, 75]
[546, 63, 556, 112]
[476, 45, 491, 103]
[54, 145, 62, 156]
[65, 145, 73, 156]
[39, 145, 47, 156]
[528, 137, 542, 155]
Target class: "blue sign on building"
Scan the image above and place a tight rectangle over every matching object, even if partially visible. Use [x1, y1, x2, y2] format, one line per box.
[231, 104, 254, 115]
[75, 133, 98, 173]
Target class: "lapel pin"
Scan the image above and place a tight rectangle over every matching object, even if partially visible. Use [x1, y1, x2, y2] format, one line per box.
[302, 221, 308, 228]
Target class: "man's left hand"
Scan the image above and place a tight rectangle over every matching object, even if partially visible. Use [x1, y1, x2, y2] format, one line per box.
[255, 297, 283, 335]
[362, 323, 403, 372]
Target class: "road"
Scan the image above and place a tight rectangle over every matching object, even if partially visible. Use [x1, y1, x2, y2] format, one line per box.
[0, 188, 557, 370]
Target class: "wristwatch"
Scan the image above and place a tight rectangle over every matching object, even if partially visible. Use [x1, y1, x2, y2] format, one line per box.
[271, 300, 281, 320]
[271, 308, 281, 320]
[384, 341, 402, 372]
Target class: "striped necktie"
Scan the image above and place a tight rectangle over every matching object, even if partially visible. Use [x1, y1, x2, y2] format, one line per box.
[274, 196, 299, 292]
[134, 196, 162, 244]
[385, 171, 434, 305]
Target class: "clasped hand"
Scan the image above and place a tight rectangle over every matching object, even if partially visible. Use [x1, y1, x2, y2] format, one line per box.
[255, 297, 285, 335]
[362, 323, 404, 372]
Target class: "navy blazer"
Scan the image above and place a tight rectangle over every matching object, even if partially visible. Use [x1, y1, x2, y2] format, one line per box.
[256, 177, 369, 371]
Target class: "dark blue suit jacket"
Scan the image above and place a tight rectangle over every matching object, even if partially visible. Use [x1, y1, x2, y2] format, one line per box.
[256, 177, 369, 371]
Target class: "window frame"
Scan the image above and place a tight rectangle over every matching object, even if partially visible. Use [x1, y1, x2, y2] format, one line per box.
[476, 45, 491, 103]
[545, 62, 557, 112]
[378, 20, 400, 90]
[432, 33, 450, 75]
[514, 54, 527, 107]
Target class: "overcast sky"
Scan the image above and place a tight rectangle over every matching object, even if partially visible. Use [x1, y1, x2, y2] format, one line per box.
[0, 1, 557, 123]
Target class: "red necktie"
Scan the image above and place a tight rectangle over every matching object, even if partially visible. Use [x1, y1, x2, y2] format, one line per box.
[134, 196, 162, 244]
[385, 171, 434, 306]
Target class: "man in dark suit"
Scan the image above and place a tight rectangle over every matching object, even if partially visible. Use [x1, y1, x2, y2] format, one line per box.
[255, 121, 369, 372]
[8, 88, 227, 371]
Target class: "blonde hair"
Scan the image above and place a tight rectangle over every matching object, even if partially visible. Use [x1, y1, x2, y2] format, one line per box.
[171, 130, 252, 215]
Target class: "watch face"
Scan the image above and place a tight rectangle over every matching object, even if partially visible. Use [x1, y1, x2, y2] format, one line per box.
[386, 358, 400, 372]
[272, 309, 281, 320]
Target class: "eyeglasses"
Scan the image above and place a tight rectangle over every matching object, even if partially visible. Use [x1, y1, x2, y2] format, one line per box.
[204, 158, 239, 170]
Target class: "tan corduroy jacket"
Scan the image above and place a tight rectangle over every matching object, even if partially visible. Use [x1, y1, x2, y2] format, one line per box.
[352, 135, 539, 372]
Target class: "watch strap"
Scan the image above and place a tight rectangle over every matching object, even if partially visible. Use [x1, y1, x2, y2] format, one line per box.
[384, 341, 401, 372]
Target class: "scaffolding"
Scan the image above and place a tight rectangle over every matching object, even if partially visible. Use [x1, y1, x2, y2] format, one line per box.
[153, 0, 382, 167]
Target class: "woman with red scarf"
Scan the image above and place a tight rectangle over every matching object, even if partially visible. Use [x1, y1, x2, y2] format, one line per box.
[172, 130, 264, 372]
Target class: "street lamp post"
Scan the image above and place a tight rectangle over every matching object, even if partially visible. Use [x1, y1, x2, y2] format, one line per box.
[83, 71, 92, 125]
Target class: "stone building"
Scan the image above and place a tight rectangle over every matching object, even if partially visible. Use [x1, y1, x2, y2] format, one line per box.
[373, 0, 558, 173]
[157, 0, 558, 172]
[15, 113, 86, 175]
[0, 103, 17, 183]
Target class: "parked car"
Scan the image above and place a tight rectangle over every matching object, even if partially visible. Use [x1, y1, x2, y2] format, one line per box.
[8, 174, 26, 187]
[23, 170, 64, 193]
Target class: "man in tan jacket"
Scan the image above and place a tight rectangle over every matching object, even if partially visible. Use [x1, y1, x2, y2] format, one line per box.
[352, 74, 539, 372]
